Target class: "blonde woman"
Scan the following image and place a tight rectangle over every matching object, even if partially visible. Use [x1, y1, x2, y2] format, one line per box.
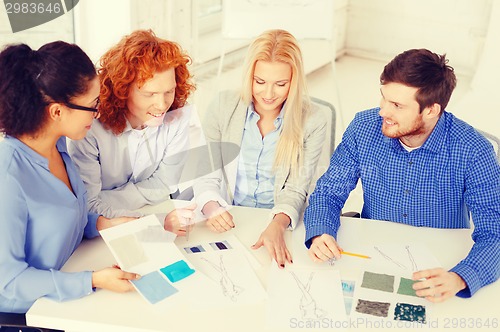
[194, 29, 326, 268]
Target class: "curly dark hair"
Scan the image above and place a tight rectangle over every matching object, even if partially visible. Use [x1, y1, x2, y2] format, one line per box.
[0, 41, 96, 137]
[98, 29, 195, 135]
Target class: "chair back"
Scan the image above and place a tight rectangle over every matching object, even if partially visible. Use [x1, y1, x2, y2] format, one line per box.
[477, 129, 500, 162]
[309, 97, 336, 190]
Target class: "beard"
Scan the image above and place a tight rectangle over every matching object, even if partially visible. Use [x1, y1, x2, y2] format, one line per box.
[381, 114, 425, 139]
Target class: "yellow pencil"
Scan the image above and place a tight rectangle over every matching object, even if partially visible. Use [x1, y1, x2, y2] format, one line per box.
[341, 250, 371, 259]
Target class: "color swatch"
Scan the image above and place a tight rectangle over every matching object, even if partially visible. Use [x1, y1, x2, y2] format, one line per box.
[394, 302, 426, 323]
[355, 299, 391, 318]
[209, 240, 232, 250]
[108, 234, 147, 270]
[160, 260, 195, 283]
[131, 271, 178, 304]
[361, 271, 394, 293]
[184, 245, 205, 254]
[397, 277, 418, 297]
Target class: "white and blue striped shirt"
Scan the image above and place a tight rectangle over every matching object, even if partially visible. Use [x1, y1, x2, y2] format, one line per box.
[233, 103, 284, 208]
[304, 108, 500, 298]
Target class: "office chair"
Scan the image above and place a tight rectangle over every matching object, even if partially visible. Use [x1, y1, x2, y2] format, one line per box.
[477, 129, 500, 162]
[307, 97, 337, 195]
[310, 97, 336, 156]
[0, 312, 61, 332]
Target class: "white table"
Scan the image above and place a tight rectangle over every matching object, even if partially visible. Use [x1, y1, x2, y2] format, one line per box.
[26, 201, 499, 331]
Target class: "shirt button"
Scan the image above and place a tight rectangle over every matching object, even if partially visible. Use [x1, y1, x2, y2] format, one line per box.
[403, 214, 408, 218]
[404, 190, 410, 194]
[409, 161, 413, 165]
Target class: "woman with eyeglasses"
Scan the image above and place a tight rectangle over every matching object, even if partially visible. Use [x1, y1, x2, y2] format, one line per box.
[68, 30, 197, 236]
[0, 41, 140, 315]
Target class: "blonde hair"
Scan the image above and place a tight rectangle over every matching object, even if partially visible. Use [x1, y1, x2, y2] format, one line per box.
[241, 29, 310, 177]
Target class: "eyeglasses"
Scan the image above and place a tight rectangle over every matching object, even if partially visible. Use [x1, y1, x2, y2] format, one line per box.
[63, 98, 100, 118]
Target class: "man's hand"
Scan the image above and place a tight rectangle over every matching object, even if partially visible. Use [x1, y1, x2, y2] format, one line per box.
[412, 268, 466, 302]
[308, 234, 343, 262]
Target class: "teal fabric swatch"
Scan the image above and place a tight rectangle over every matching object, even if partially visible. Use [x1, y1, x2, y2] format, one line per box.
[361, 271, 395, 292]
[394, 302, 426, 323]
[131, 271, 178, 304]
[397, 277, 418, 297]
[160, 259, 195, 283]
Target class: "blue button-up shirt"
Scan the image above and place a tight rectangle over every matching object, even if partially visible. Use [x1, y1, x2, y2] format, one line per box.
[233, 103, 284, 208]
[0, 136, 99, 313]
[304, 108, 500, 297]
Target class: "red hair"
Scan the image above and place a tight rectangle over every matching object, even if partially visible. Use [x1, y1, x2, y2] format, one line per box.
[98, 29, 195, 134]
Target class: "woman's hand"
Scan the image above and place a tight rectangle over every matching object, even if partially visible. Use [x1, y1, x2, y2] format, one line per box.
[164, 203, 196, 236]
[92, 266, 140, 292]
[251, 213, 292, 268]
[202, 201, 234, 233]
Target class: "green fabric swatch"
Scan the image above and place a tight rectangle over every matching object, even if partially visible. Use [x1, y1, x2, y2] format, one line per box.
[397, 277, 418, 297]
[361, 271, 395, 292]
[394, 302, 426, 323]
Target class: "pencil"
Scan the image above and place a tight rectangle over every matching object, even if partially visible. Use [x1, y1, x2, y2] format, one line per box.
[341, 250, 371, 259]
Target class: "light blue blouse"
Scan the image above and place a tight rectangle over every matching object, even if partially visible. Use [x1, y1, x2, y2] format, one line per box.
[233, 103, 284, 208]
[0, 136, 99, 314]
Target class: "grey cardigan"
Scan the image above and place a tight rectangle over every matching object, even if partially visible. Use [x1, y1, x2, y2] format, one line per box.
[193, 90, 327, 229]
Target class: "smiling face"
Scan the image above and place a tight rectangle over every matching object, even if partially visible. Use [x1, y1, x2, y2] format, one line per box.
[126, 68, 176, 129]
[378, 82, 427, 140]
[252, 60, 292, 116]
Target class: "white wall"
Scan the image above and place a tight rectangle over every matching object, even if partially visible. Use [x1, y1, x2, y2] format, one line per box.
[452, 0, 500, 136]
[74, 0, 132, 64]
[345, 0, 492, 76]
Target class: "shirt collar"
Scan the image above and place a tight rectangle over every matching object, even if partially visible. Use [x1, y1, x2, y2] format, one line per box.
[419, 111, 447, 153]
[382, 111, 447, 154]
[246, 102, 285, 124]
[4, 135, 68, 169]
[122, 119, 161, 138]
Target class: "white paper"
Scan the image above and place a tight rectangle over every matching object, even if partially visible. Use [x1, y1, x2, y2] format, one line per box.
[364, 243, 442, 278]
[266, 265, 347, 329]
[183, 236, 267, 307]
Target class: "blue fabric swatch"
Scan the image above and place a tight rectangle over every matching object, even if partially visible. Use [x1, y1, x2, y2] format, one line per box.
[131, 271, 178, 304]
[160, 260, 195, 283]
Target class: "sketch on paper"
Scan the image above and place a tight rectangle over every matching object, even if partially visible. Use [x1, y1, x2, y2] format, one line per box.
[405, 245, 419, 272]
[266, 266, 346, 329]
[290, 272, 327, 321]
[374, 246, 407, 270]
[201, 255, 244, 302]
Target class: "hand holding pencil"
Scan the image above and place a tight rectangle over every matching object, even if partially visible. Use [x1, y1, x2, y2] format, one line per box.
[309, 234, 370, 263]
[163, 203, 196, 237]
